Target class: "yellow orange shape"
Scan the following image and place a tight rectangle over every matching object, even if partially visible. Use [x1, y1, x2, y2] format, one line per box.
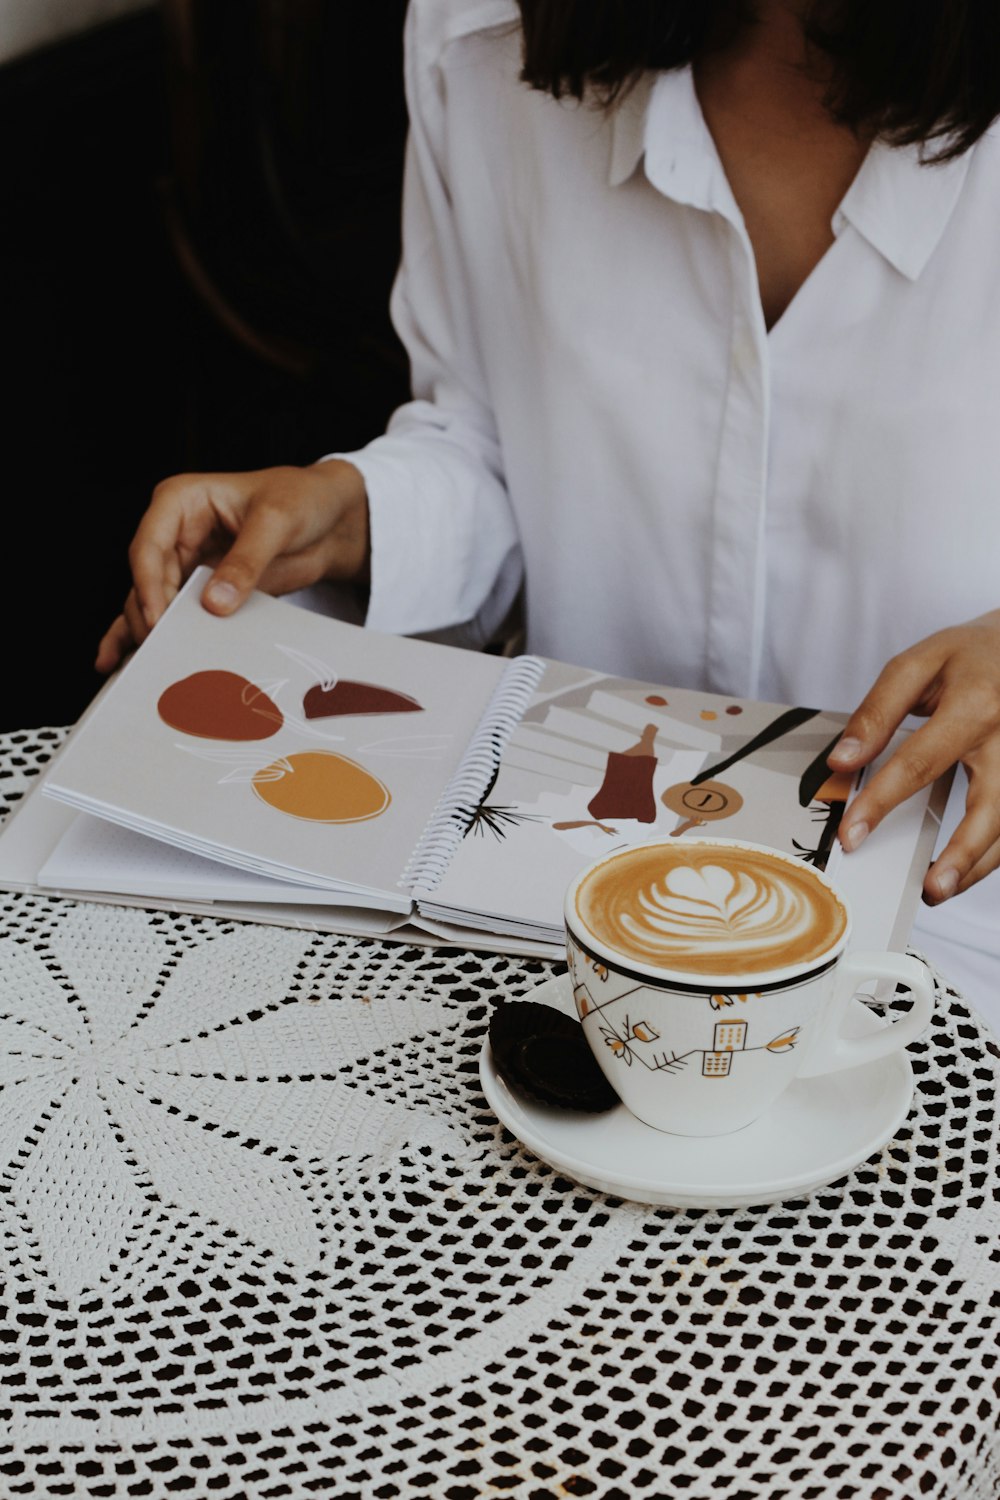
[252, 750, 390, 823]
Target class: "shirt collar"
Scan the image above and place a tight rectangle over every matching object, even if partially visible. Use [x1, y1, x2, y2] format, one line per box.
[610, 65, 975, 280]
[834, 137, 974, 280]
[608, 70, 657, 189]
[610, 66, 729, 217]
[443, 0, 521, 47]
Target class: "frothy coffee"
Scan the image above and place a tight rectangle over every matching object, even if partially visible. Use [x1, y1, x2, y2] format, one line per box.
[573, 842, 848, 976]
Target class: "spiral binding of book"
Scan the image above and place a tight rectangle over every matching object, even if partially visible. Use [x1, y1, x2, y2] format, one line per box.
[401, 654, 547, 895]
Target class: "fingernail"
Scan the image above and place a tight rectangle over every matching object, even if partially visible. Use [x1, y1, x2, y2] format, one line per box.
[204, 581, 239, 612]
[841, 820, 869, 852]
[933, 866, 959, 901]
[830, 736, 863, 763]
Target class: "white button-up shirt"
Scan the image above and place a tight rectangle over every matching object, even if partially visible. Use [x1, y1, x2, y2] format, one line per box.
[338, 0, 1000, 979]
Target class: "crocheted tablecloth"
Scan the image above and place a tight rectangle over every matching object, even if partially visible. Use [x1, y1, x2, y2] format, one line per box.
[0, 728, 997, 1500]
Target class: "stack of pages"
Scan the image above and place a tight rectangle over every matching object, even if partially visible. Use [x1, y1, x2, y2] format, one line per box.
[0, 569, 950, 958]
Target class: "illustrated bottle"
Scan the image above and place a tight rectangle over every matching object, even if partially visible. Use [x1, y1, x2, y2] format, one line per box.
[587, 723, 658, 822]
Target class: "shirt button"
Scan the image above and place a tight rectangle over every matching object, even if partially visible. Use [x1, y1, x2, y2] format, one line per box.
[733, 332, 756, 377]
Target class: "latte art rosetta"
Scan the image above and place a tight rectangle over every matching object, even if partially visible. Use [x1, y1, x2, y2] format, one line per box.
[621, 865, 816, 959]
[574, 843, 848, 976]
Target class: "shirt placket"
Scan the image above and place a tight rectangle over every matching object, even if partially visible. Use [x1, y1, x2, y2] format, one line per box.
[638, 68, 775, 701]
[704, 206, 771, 701]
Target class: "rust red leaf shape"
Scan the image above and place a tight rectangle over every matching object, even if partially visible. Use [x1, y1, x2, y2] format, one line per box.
[157, 671, 284, 741]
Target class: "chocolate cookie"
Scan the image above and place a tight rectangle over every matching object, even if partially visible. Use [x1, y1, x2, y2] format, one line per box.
[489, 997, 618, 1112]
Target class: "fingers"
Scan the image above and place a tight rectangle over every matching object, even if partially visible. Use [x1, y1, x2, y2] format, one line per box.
[923, 748, 1000, 902]
[94, 590, 153, 673]
[835, 667, 1000, 901]
[98, 462, 369, 673]
[829, 644, 949, 853]
[124, 462, 370, 641]
[950, 839, 1000, 896]
[828, 648, 943, 778]
[131, 469, 298, 628]
[197, 462, 368, 613]
[98, 461, 368, 674]
[199, 495, 304, 615]
[129, 472, 236, 630]
[837, 692, 970, 852]
[95, 613, 133, 674]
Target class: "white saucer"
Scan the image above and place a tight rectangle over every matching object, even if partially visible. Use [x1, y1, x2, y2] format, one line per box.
[480, 974, 915, 1209]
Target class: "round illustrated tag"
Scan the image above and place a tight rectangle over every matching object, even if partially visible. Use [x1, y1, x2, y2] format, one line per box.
[661, 778, 744, 835]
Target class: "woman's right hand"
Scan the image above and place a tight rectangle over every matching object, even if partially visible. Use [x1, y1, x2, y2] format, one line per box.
[95, 458, 370, 673]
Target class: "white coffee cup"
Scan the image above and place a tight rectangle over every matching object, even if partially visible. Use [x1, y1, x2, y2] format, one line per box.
[564, 836, 933, 1137]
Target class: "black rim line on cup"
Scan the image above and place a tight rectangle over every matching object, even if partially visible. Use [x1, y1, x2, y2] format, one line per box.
[566, 928, 842, 998]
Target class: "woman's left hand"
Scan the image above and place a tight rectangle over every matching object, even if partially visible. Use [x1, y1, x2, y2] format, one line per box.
[828, 608, 1000, 905]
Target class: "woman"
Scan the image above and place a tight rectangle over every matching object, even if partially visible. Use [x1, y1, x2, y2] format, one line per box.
[99, 0, 1000, 1017]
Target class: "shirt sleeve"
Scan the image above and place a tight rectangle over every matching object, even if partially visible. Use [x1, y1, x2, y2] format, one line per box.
[324, 1, 524, 647]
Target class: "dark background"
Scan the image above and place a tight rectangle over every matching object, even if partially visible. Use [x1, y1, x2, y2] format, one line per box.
[0, 0, 411, 731]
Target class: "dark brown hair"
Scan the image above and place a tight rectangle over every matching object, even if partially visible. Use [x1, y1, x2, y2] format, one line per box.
[516, 0, 1000, 160]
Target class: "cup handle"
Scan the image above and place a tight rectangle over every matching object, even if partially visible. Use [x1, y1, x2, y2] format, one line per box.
[796, 951, 934, 1078]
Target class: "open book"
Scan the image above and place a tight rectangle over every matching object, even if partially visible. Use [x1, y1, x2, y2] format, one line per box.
[0, 569, 950, 958]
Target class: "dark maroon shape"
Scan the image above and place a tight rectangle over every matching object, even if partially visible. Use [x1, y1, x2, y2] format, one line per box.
[303, 680, 423, 719]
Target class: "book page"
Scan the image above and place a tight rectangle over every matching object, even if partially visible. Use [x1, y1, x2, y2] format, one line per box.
[38, 812, 413, 911]
[420, 661, 864, 938]
[43, 571, 508, 898]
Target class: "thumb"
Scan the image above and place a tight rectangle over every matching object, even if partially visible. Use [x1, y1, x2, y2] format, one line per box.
[199, 505, 300, 616]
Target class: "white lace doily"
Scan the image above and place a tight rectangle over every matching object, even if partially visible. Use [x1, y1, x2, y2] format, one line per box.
[0, 728, 997, 1499]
